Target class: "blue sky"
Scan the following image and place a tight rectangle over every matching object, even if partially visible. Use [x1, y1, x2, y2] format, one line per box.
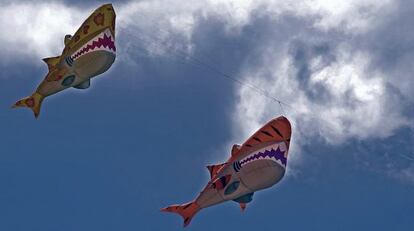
[0, 0, 413, 230]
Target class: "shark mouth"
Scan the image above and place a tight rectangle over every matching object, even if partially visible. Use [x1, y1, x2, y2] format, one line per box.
[71, 29, 116, 60]
[233, 143, 287, 172]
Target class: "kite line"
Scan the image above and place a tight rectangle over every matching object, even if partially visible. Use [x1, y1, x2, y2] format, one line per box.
[122, 27, 414, 163]
[122, 27, 291, 115]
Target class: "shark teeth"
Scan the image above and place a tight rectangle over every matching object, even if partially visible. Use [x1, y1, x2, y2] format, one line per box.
[238, 143, 287, 168]
[71, 29, 115, 60]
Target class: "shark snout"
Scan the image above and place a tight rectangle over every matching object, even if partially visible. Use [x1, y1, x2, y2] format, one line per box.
[98, 3, 115, 15]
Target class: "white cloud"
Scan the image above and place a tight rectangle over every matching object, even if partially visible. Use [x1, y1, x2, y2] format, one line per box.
[230, 0, 412, 179]
[116, 1, 201, 58]
[300, 0, 395, 32]
[234, 45, 409, 142]
[0, 2, 88, 64]
[0, 0, 412, 181]
[0, 0, 394, 61]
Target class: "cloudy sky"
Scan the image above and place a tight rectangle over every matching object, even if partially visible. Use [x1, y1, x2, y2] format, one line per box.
[1, 0, 413, 230]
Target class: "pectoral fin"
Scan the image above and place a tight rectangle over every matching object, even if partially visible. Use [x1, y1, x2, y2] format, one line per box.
[73, 79, 90, 89]
[239, 203, 246, 212]
[42, 56, 61, 71]
[206, 163, 225, 179]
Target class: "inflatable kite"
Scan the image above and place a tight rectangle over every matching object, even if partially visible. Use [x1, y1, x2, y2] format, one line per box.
[12, 4, 116, 118]
[162, 116, 292, 227]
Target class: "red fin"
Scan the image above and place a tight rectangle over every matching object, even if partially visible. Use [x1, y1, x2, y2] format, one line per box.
[42, 56, 60, 71]
[206, 163, 225, 179]
[161, 201, 201, 227]
[231, 144, 241, 157]
[239, 203, 246, 212]
[12, 92, 44, 118]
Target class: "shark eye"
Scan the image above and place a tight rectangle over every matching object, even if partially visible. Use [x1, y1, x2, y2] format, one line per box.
[62, 75, 76, 87]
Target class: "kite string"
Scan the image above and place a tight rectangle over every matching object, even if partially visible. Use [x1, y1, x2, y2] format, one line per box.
[122, 27, 291, 115]
[278, 101, 286, 115]
[121, 28, 414, 163]
[399, 153, 414, 161]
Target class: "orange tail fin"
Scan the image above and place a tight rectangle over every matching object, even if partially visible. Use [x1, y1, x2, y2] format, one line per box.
[161, 201, 201, 227]
[12, 92, 44, 118]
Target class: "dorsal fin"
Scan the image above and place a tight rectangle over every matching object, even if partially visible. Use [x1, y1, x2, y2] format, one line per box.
[42, 56, 61, 70]
[64, 34, 72, 46]
[231, 144, 241, 157]
[206, 163, 225, 179]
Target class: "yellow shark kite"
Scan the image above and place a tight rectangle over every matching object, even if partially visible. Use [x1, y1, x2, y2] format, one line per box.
[13, 4, 116, 118]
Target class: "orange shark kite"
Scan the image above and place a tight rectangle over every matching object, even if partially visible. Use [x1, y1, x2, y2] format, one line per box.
[162, 116, 292, 227]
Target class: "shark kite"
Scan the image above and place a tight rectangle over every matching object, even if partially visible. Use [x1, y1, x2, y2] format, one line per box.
[13, 4, 116, 118]
[162, 116, 292, 227]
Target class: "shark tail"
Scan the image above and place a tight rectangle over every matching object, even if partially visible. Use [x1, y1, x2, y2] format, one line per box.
[12, 92, 44, 118]
[161, 201, 201, 227]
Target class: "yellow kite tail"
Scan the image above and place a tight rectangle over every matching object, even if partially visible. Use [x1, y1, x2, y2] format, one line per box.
[12, 92, 44, 118]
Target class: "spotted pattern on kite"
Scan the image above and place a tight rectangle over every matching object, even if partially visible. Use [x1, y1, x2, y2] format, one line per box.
[239, 145, 287, 168]
[94, 13, 105, 26]
[47, 74, 63, 82]
[74, 35, 80, 42]
[25, 98, 34, 107]
[83, 25, 90, 34]
[46, 69, 64, 82]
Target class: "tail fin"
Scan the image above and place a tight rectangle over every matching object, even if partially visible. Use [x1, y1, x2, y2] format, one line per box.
[161, 201, 201, 227]
[12, 92, 44, 118]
